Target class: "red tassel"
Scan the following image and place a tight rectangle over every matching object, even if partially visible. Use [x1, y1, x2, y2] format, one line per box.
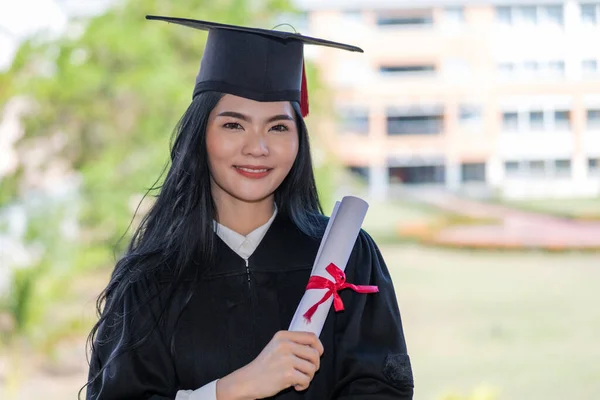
[300, 58, 309, 118]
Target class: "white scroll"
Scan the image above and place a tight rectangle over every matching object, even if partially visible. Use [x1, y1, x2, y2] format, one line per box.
[288, 195, 369, 337]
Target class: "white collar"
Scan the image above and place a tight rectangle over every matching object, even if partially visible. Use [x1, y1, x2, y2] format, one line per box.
[213, 204, 278, 259]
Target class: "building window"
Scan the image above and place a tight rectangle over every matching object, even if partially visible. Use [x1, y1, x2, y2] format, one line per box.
[523, 61, 539, 74]
[505, 159, 573, 178]
[461, 162, 486, 182]
[529, 111, 545, 131]
[553, 159, 572, 178]
[376, 11, 433, 27]
[582, 59, 598, 77]
[387, 114, 443, 135]
[504, 161, 521, 177]
[497, 5, 563, 26]
[459, 105, 482, 127]
[496, 6, 512, 25]
[379, 64, 436, 76]
[587, 109, 600, 129]
[589, 158, 600, 176]
[388, 166, 446, 184]
[541, 5, 564, 26]
[548, 60, 566, 77]
[502, 112, 519, 131]
[498, 60, 566, 80]
[554, 110, 571, 130]
[528, 160, 547, 177]
[338, 108, 369, 135]
[502, 109, 573, 132]
[581, 3, 598, 25]
[516, 6, 537, 25]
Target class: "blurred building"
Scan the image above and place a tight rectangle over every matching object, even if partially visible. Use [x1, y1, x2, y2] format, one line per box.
[294, 0, 600, 199]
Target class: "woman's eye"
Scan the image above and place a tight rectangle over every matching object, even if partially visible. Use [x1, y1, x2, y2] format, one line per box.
[223, 122, 243, 130]
[270, 124, 289, 132]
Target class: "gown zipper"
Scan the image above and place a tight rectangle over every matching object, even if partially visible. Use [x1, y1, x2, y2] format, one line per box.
[245, 258, 251, 290]
[245, 257, 258, 352]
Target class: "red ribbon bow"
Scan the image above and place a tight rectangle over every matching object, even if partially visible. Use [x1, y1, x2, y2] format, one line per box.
[302, 263, 379, 323]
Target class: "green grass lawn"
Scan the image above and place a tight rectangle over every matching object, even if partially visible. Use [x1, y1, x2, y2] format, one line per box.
[499, 197, 600, 219]
[383, 243, 600, 400]
[361, 199, 448, 243]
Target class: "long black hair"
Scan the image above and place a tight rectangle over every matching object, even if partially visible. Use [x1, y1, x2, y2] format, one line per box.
[81, 91, 324, 398]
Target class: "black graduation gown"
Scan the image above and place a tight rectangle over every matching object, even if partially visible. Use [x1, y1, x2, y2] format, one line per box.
[87, 214, 414, 399]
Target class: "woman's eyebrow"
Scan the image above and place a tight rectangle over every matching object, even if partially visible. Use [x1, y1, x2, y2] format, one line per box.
[266, 114, 294, 123]
[216, 111, 294, 124]
[217, 111, 250, 122]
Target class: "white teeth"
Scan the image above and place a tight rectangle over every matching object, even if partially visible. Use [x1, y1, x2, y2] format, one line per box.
[237, 167, 268, 173]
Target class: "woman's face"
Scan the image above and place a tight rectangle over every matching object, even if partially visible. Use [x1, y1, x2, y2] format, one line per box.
[206, 94, 299, 206]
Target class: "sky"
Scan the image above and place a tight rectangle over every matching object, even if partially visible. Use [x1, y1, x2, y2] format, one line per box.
[0, 0, 67, 69]
[0, 0, 115, 70]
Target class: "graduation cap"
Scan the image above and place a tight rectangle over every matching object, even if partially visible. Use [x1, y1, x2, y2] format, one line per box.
[145, 15, 364, 117]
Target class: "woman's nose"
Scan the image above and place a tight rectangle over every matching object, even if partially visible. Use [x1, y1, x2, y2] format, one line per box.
[243, 132, 269, 157]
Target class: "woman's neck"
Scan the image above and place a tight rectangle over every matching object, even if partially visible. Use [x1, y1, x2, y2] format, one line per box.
[214, 197, 276, 236]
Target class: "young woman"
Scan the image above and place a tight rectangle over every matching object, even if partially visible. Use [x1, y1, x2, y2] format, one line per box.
[84, 16, 414, 400]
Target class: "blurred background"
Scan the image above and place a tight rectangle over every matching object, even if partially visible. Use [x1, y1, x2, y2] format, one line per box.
[1, 0, 599, 399]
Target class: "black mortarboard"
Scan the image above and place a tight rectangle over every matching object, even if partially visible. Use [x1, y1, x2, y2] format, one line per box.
[145, 15, 364, 117]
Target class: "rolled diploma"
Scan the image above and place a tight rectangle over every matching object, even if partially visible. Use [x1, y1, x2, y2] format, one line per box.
[288, 195, 369, 336]
[310, 200, 340, 275]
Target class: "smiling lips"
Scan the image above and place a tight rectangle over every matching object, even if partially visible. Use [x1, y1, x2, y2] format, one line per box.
[234, 165, 273, 179]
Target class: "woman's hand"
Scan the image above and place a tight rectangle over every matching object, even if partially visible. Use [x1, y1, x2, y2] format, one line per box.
[216, 330, 324, 400]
